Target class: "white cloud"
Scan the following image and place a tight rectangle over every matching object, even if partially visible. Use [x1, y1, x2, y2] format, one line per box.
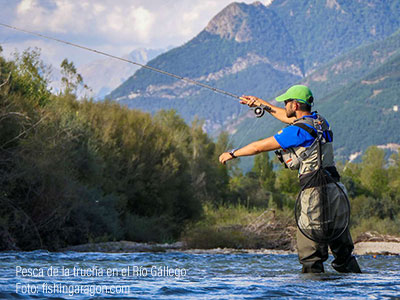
[16, 0, 34, 14]
[131, 6, 154, 41]
[102, 5, 154, 43]
[2, 0, 275, 66]
[15, 0, 87, 33]
[105, 7, 125, 32]
[12, 0, 267, 47]
[264, 0, 275, 6]
[93, 3, 106, 14]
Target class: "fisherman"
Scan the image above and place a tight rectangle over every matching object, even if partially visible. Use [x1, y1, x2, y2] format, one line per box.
[219, 85, 361, 273]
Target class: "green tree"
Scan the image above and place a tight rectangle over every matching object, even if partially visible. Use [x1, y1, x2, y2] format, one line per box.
[228, 172, 270, 208]
[275, 167, 299, 196]
[388, 152, 400, 196]
[252, 152, 275, 191]
[341, 161, 365, 198]
[212, 131, 234, 205]
[12, 47, 52, 107]
[60, 58, 89, 96]
[359, 146, 388, 197]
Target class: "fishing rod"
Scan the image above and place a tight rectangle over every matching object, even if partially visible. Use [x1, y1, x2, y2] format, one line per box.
[0, 24, 223, 99]
[0, 23, 271, 117]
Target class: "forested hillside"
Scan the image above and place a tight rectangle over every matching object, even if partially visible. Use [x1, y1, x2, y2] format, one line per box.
[269, 0, 400, 72]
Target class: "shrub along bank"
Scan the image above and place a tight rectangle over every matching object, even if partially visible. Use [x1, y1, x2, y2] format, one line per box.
[0, 49, 224, 250]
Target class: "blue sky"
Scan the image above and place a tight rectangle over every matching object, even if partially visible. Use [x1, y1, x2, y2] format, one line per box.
[0, 0, 273, 67]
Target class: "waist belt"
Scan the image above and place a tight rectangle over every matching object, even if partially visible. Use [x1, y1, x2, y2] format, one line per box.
[299, 166, 340, 189]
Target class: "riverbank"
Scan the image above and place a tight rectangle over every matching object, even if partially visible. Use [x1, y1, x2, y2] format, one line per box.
[353, 231, 400, 255]
[60, 231, 400, 256]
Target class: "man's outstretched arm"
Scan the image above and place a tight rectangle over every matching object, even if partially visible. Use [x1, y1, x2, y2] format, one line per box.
[240, 95, 296, 124]
[219, 136, 281, 164]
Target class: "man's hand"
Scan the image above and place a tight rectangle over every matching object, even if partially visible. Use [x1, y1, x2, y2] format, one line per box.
[240, 95, 262, 107]
[219, 152, 234, 165]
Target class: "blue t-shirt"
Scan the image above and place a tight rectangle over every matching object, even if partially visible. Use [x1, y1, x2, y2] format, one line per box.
[274, 113, 328, 150]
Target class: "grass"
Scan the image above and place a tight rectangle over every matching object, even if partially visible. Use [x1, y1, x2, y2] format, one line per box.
[181, 204, 295, 250]
[182, 203, 400, 250]
[350, 215, 400, 240]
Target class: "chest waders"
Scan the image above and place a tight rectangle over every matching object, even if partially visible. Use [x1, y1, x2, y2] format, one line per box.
[275, 114, 350, 243]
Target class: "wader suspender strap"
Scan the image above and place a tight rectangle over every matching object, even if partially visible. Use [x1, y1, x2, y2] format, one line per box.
[292, 122, 323, 164]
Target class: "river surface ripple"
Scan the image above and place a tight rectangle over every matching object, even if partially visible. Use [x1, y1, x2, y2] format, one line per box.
[0, 251, 399, 299]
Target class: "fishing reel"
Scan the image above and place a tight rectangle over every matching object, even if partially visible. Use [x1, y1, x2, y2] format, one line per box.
[253, 105, 271, 118]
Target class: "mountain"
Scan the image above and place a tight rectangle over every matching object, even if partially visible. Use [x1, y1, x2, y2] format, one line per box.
[317, 49, 400, 161]
[78, 48, 168, 99]
[302, 29, 400, 99]
[108, 0, 400, 133]
[269, 0, 400, 73]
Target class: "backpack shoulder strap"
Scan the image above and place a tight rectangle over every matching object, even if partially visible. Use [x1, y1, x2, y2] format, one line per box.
[293, 123, 318, 139]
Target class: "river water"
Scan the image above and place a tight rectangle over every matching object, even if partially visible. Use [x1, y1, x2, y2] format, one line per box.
[0, 250, 399, 299]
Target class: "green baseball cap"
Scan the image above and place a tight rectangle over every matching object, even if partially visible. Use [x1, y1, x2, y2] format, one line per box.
[276, 85, 313, 105]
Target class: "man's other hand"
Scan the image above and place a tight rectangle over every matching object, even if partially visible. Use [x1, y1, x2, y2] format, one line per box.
[219, 152, 234, 165]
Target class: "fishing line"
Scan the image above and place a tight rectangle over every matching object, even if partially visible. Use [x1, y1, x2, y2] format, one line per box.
[0, 22, 243, 102]
[0, 23, 271, 153]
[236, 115, 261, 149]
[224, 104, 245, 152]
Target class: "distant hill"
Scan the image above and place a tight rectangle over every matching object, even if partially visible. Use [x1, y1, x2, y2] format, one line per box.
[318, 50, 400, 161]
[303, 29, 400, 99]
[268, 0, 400, 72]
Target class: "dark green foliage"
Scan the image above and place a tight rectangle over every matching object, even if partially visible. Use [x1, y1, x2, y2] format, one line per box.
[228, 173, 271, 208]
[252, 152, 275, 191]
[1, 51, 235, 250]
[341, 147, 400, 236]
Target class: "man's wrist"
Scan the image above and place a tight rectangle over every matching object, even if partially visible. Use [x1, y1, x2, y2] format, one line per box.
[229, 149, 238, 159]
